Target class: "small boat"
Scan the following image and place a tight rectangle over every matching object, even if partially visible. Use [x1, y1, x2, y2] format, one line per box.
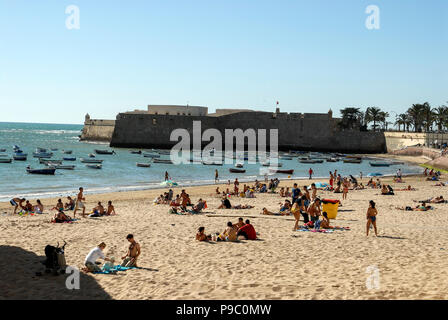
[157, 150, 171, 155]
[62, 150, 73, 154]
[86, 164, 102, 169]
[26, 166, 56, 175]
[33, 152, 53, 158]
[235, 163, 244, 168]
[131, 150, 142, 154]
[88, 153, 96, 158]
[143, 153, 161, 158]
[95, 149, 115, 155]
[0, 158, 12, 163]
[12, 145, 21, 152]
[262, 162, 283, 167]
[202, 162, 224, 166]
[326, 158, 339, 162]
[229, 168, 246, 173]
[299, 159, 323, 164]
[13, 155, 27, 161]
[343, 159, 362, 164]
[369, 162, 390, 167]
[46, 164, 75, 170]
[51, 148, 59, 151]
[63, 157, 76, 161]
[80, 158, 103, 164]
[390, 161, 405, 165]
[136, 163, 151, 168]
[0, 149, 6, 152]
[152, 159, 173, 164]
[279, 156, 293, 160]
[39, 159, 63, 164]
[270, 169, 294, 174]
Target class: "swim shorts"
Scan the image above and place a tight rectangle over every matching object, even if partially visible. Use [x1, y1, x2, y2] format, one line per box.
[10, 199, 17, 206]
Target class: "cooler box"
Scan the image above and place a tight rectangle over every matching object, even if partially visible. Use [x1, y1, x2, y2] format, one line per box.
[322, 199, 340, 219]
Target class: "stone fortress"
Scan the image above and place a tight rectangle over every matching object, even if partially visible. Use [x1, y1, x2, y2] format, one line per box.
[81, 104, 388, 153]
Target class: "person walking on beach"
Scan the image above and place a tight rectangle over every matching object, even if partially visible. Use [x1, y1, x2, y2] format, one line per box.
[366, 200, 378, 237]
[165, 171, 170, 181]
[309, 168, 314, 179]
[73, 187, 86, 218]
[121, 234, 141, 267]
[215, 169, 219, 184]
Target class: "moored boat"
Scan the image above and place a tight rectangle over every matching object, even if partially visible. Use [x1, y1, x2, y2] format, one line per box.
[39, 159, 63, 164]
[95, 149, 115, 155]
[369, 161, 390, 167]
[343, 158, 362, 164]
[63, 157, 76, 161]
[136, 163, 151, 168]
[86, 164, 102, 169]
[143, 153, 161, 158]
[62, 150, 73, 154]
[229, 168, 246, 173]
[13, 154, 27, 161]
[80, 158, 104, 164]
[152, 159, 173, 164]
[26, 166, 56, 175]
[270, 169, 294, 174]
[46, 164, 75, 170]
[0, 158, 12, 163]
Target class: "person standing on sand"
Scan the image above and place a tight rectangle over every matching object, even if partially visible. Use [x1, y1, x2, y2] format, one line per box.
[366, 200, 378, 237]
[73, 187, 86, 218]
[215, 169, 219, 184]
[360, 172, 363, 181]
[165, 171, 170, 181]
[309, 168, 314, 179]
[121, 234, 141, 267]
[10, 197, 25, 214]
[329, 172, 334, 188]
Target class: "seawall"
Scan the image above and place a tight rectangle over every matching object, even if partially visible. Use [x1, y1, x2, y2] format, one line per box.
[80, 119, 115, 142]
[109, 112, 387, 153]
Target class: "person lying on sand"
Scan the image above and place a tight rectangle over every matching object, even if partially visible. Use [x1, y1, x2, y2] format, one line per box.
[232, 204, 254, 209]
[434, 182, 447, 187]
[396, 185, 416, 191]
[261, 207, 288, 216]
[415, 196, 445, 204]
[51, 209, 71, 223]
[196, 226, 211, 241]
[84, 242, 112, 272]
[64, 196, 75, 210]
[121, 234, 141, 267]
[396, 202, 433, 211]
[10, 197, 25, 214]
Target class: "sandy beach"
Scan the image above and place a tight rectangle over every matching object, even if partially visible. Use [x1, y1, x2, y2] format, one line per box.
[1, 154, 448, 300]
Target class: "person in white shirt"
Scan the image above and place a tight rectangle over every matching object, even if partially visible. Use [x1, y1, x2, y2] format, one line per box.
[84, 242, 111, 272]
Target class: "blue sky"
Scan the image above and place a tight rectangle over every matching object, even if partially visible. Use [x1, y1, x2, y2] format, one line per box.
[0, 0, 447, 124]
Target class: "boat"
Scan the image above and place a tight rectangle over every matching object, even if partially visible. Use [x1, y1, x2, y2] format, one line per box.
[46, 164, 75, 170]
[39, 159, 63, 164]
[12, 145, 21, 152]
[390, 161, 405, 165]
[279, 156, 293, 160]
[0, 158, 12, 163]
[369, 161, 390, 167]
[88, 153, 96, 158]
[95, 149, 115, 155]
[62, 150, 73, 154]
[299, 159, 323, 164]
[13, 154, 27, 161]
[270, 169, 294, 174]
[235, 163, 244, 168]
[136, 163, 151, 168]
[202, 162, 224, 166]
[229, 168, 246, 173]
[0, 149, 6, 152]
[86, 164, 102, 169]
[131, 150, 142, 154]
[33, 152, 53, 158]
[262, 162, 283, 167]
[157, 150, 171, 155]
[326, 158, 339, 162]
[143, 153, 161, 158]
[26, 166, 56, 175]
[152, 159, 173, 164]
[80, 158, 104, 164]
[343, 158, 362, 164]
[63, 157, 76, 161]
[51, 148, 59, 151]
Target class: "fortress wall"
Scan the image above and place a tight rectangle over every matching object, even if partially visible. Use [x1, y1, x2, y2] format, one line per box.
[80, 119, 115, 142]
[110, 112, 386, 153]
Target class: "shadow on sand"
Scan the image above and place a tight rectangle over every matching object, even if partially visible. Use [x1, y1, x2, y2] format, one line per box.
[0, 245, 112, 299]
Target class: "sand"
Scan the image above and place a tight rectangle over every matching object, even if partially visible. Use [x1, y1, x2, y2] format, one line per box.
[2, 155, 448, 300]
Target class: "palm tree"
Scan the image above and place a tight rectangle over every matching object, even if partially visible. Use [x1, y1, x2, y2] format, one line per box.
[407, 104, 426, 132]
[339, 107, 362, 130]
[421, 102, 434, 132]
[379, 111, 390, 130]
[365, 107, 383, 131]
[433, 105, 448, 132]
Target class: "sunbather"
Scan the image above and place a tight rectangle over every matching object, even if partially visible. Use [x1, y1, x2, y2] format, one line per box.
[196, 226, 211, 241]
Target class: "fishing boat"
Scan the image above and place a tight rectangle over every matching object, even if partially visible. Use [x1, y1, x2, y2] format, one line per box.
[369, 161, 390, 167]
[343, 158, 362, 164]
[0, 158, 12, 163]
[143, 153, 161, 158]
[51, 148, 59, 151]
[39, 159, 63, 164]
[136, 163, 151, 168]
[13, 154, 27, 161]
[95, 149, 115, 155]
[63, 157, 76, 161]
[46, 163, 75, 170]
[80, 158, 103, 164]
[152, 159, 173, 164]
[62, 150, 73, 154]
[229, 168, 246, 173]
[26, 166, 56, 175]
[86, 164, 102, 169]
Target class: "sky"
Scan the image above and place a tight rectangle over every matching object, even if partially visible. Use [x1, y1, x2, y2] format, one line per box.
[0, 0, 447, 124]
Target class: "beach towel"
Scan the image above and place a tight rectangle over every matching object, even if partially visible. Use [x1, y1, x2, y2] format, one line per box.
[93, 264, 138, 274]
[295, 227, 334, 233]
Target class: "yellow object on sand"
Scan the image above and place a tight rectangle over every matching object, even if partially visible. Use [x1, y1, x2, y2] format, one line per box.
[322, 201, 339, 219]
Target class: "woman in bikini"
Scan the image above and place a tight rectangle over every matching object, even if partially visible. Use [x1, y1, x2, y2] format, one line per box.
[366, 200, 378, 236]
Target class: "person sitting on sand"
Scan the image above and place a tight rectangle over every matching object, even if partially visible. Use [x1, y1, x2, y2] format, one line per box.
[366, 200, 378, 237]
[218, 196, 232, 209]
[105, 201, 116, 215]
[218, 221, 238, 242]
[381, 185, 389, 195]
[279, 199, 292, 213]
[22, 200, 33, 213]
[89, 201, 105, 217]
[215, 187, 220, 195]
[188, 198, 206, 214]
[196, 226, 211, 241]
[121, 234, 141, 267]
[284, 187, 291, 197]
[34, 199, 44, 214]
[237, 219, 257, 240]
[355, 183, 365, 190]
[307, 198, 321, 223]
[84, 242, 112, 272]
[170, 195, 181, 207]
[245, 188, 256, 198]
[64, 196, 75, 210]
[279, 187, 285, 197]
[233, 217, 245, 229]
[320, 212, 332, 229]
[10, 197, 25, 214]
[51, 199, 64, 212]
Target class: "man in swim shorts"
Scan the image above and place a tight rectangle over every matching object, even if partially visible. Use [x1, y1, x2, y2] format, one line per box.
[74, 187, 86, 218]
[121, 234, 141, 267]
[10, 198, 25, 214]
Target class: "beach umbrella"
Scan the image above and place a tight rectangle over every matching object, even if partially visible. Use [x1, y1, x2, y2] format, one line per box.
[367, 172, 383, 177]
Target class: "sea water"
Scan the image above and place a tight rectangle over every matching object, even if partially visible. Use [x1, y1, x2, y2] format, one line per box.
[0, 122, 423, 201]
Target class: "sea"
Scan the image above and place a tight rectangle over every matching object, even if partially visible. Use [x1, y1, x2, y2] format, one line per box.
[0, 122, 424, 202]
